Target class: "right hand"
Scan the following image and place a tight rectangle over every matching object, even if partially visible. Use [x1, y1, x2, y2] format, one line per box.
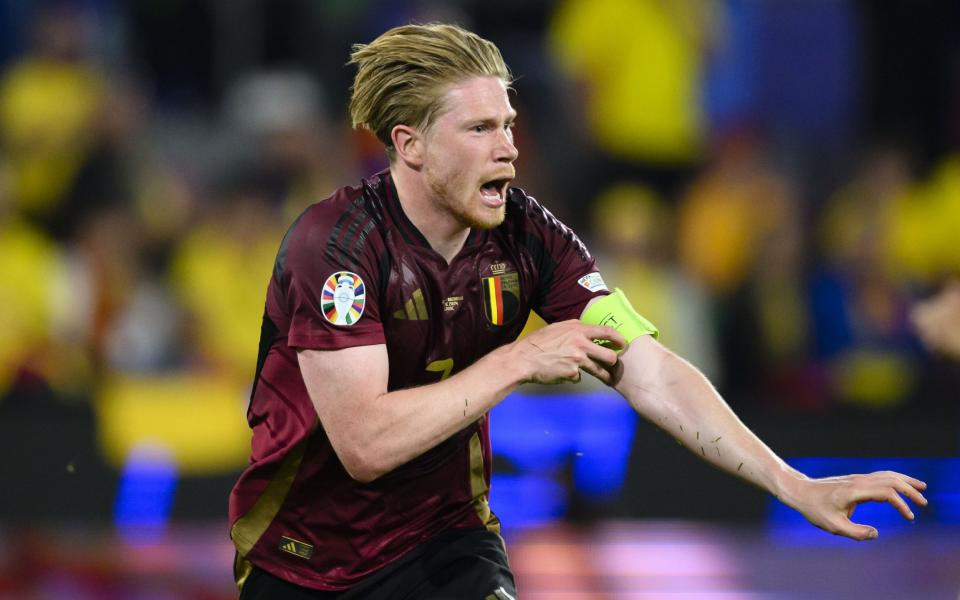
[509, 320, 626, 386]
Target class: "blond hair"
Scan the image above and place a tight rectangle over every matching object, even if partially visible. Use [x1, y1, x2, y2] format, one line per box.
[348, 23, 511, 159]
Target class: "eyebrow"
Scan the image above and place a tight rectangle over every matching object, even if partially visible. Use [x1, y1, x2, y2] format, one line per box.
[468, 111, 518, 126]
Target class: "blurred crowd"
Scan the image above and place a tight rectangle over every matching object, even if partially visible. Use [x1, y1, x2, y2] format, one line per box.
[1, 0, 960, 478]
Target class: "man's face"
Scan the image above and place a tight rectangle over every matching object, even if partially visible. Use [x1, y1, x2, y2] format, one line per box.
[419, 76, 518, 229]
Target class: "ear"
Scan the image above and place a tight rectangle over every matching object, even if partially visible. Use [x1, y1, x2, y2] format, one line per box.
[391, 124, 424, 169]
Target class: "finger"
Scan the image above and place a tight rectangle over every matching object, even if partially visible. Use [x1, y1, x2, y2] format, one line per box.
[892, 479, 928, 508]
[894, 473, 927, 491]
[606, 358, 624, 386]
[579, 325, 628, 350]
[548, 368, 582, 385]
[582, 342, 620, 367]
[585, 361, 625, 387]
[539, 358, 583, 385]
[564, 359, 584, 383]
[848, 485, 914, 520]
[856, 485, 915, 520]
[837, 520, 879, 541]
[868, 470, 927, 491]
[884, 489, 916, 521]
[579, 361, 612, 385]
[577, 339, 622, 374]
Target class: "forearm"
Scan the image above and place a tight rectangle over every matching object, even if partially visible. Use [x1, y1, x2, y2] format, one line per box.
[615, 337, 807, 505]
[304, 319, 622, 482]
[346, 344, 528, 481]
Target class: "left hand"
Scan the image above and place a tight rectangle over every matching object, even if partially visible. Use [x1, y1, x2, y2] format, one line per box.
[786, 471, 928, 541]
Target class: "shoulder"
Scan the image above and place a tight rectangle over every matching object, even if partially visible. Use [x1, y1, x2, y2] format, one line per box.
[291, 175, 383, 239]
[276, 174, 389, 279]
[503, 186, 549, 236]
[502, 187, 590, 261]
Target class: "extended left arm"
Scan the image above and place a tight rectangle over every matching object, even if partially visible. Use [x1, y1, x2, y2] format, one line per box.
[608, 333, 927, 540]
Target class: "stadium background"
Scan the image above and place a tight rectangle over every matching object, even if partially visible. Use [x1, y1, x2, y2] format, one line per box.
[0, 0, 959, 597]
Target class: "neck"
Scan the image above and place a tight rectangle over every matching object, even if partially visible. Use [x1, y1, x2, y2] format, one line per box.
[391, 166, 470, 264]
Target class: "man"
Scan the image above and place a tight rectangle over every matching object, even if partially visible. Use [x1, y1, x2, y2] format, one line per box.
[912, 280, 960, 361]
[229, 23, 928, 599]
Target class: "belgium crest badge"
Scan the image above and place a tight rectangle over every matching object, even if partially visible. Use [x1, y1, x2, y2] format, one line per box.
[481, 270, 520, 326]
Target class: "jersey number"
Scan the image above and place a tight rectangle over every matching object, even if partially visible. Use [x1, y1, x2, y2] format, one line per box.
[425, 358, 454, 381]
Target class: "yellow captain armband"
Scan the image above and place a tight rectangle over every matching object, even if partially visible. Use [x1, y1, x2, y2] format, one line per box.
[580, 288, 659, 351]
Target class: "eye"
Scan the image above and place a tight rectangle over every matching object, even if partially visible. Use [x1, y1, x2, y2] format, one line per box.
[472, 124, 487, 133]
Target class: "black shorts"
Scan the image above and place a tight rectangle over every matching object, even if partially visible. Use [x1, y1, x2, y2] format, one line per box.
[239, 528, 516, 600]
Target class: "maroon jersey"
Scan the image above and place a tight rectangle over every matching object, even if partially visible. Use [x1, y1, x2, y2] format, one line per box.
[229, 170, 609, 590]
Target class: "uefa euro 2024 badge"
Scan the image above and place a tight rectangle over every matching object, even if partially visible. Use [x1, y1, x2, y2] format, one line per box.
[321, 271, 366, 325]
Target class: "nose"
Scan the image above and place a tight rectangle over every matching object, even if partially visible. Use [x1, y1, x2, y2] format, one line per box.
[495, 128, 518, 163]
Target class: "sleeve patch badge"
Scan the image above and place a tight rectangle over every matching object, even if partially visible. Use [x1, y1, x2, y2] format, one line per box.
[321, 271, 366, 325]
[577, 272, 608, 293]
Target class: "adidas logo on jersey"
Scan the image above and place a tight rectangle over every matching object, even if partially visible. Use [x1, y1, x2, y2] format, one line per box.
[278, 536, 314, 559]
[393, 288, 429, 320]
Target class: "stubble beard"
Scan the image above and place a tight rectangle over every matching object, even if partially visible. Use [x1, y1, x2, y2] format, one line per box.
[425, 168, 506, 231]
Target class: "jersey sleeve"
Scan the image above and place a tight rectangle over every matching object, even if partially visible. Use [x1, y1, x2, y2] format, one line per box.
[521, 194, 610, 322]
[278, 201, 386, 351]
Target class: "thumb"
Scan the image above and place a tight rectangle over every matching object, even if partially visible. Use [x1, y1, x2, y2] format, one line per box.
[842, 520, 879, 541]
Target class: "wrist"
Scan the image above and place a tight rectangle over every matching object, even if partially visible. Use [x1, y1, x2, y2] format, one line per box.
[497, 339, 537, 386]
[770, 464, 810, 508]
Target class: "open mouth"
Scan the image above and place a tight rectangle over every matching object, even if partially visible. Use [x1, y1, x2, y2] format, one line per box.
[479, 178, 511, 206]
